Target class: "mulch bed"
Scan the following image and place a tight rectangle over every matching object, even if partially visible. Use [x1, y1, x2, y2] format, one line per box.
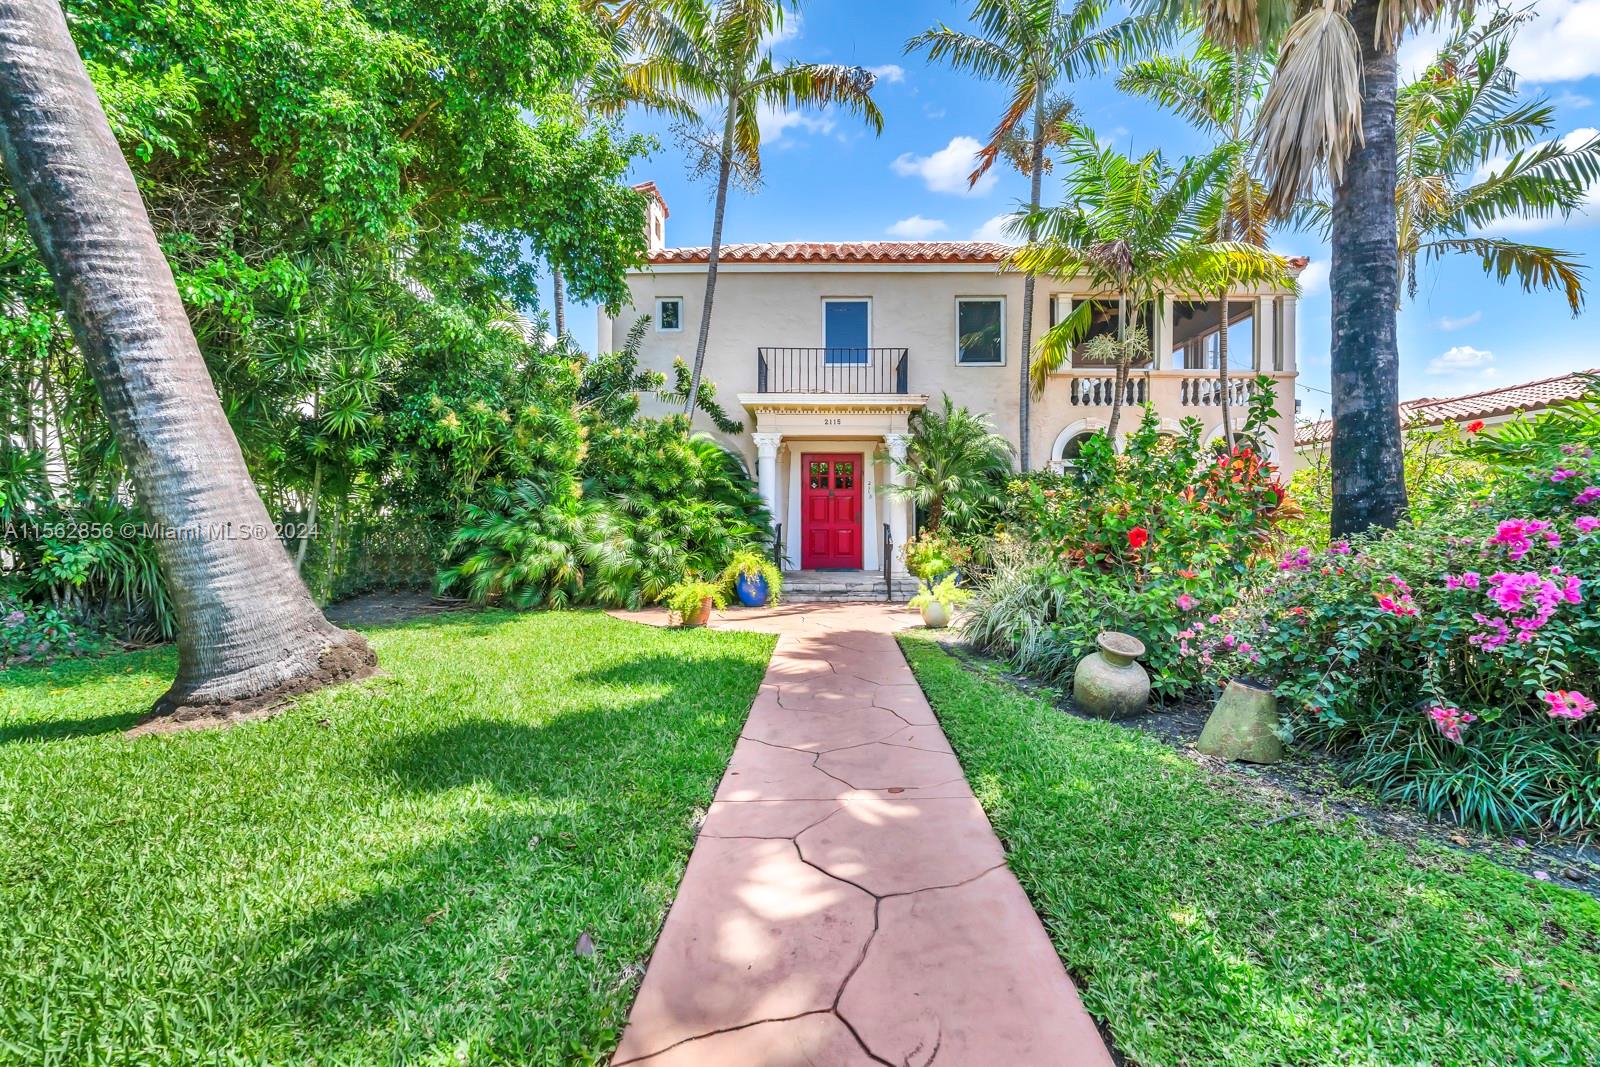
[935, 634, 1600, 900]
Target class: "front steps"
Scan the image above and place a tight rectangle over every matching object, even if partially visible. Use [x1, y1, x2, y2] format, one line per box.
[781, 569, 918, 603]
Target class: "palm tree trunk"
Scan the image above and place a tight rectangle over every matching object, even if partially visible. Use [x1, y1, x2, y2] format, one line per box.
[1017, 93, 1046, 472]
[1105, 294, 1128, 445]
[552, 263, 566, 338]
[685, 101, 738, 418]
[1329, 0, 1408, 536]
[294, 458, 321, 573]
[0, 0, 373, 728]
[1218, 291, 1233, 449]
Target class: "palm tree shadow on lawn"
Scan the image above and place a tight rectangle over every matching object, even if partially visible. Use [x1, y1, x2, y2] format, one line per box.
[221, 652, 761, 1062]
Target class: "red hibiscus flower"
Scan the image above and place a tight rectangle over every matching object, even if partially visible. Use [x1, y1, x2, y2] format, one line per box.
[1178, 569, 1198, 579]
[1466, 419, 1485, 433]
[1127, 526, 1150, 549]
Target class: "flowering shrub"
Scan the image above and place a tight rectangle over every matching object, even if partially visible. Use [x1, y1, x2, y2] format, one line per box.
[1202, 408, 1600, 838]
[964, 382, 1288, 697]
[1, 597, 104, 668]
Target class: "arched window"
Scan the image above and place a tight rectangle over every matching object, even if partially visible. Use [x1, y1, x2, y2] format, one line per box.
[1058, 431, 1097, 469]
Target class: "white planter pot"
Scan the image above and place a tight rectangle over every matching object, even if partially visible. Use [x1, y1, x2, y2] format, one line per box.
[921, 600, 951, 628]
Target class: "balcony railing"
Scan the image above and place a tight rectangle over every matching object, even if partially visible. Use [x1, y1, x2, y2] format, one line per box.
[1178, 374, 1258, 408]
[1055, 369, 1281, 409]
[757, 347, 910, 394]
[1067, 375, 1147, 407]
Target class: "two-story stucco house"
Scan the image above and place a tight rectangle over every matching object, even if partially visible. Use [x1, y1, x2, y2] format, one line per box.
[599, 183, 1305, 588]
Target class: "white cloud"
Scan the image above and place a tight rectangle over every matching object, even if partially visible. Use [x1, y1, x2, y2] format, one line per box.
[972, 213, 1019, 243]
[891, 136, 997, 196]
[1510, 1, 1600, 83]
[868, 64, 905, 84]
[1555, 89, 1594, 110]
[1439, 310, 1482, 331]
[760, 11, 801, 50]
[887, 215, 948, 239]
[1296, 259, 1330, 295]
[757, 102, 834, 145]
[1428, 345, 1495, 375]
[923, 103, 947, 120]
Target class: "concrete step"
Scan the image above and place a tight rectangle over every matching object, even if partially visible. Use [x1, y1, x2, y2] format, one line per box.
[780, 573, 918, 603]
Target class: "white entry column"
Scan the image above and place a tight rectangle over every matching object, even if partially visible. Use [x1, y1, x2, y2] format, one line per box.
[884, 433, 912, 576]
[752, 432, 783, 539]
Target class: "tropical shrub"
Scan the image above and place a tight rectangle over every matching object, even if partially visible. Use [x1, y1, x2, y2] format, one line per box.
[1204, 393, 1600, 838]
[889, 396, 1014, 535]
[0, 598, 104, 667]
[964, 383, 1288, 697]
[901, 529, 972, 582]
[437, 384, 771, 612]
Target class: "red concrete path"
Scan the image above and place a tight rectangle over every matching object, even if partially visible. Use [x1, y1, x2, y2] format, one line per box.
[606, 604, 1113, 1067]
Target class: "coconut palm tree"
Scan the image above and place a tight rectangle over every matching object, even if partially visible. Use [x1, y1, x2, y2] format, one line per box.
[1297, 6, 1598, 314]
[616, 0, 883, 419]
[1119, 40, 1276, 447]
[907, 0, 1164, 472]
[888, 395, 1015, 534]
[0, 0, 374, 726]
[1015, 131, 1295, 443]
[1146, 0, 1475, 536]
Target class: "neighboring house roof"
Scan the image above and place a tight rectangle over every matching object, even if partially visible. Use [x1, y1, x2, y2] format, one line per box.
[632, 181, 669, 218]
[648, 239, 1314, 271]
[1294, 369, 1599, 447]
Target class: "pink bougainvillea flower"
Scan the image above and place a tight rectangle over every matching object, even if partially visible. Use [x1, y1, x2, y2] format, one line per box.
[1574, 486, 1600, 507]
[1577, 515, 1600, 535]
[1541, 690, 1596, 720]
[1279, 546, 1313, 571]
[1445, 572, 1482, 591]
[1550, 469, 1578, 483]
[1489, 518, 1559, 561]
[1427, 704, 1476, 744]
[1175, 593, 1197, 612]
[1375, 593, 1417, 616]
[1328, 540, 1353, 555]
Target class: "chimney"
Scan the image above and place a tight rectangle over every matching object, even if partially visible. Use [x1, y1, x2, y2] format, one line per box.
[633, 181, 669, 253]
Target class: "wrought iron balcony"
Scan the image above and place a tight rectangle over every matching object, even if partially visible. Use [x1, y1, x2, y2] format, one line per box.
[757, 347, 910, 394]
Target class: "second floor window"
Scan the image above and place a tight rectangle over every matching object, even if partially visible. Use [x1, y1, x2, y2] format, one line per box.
[956, 297, 1004, 365]
[656, 297, 683, 332]
[824, 299, 870, 364]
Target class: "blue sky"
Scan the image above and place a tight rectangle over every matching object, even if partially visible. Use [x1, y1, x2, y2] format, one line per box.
[554, 1, 1600, 420]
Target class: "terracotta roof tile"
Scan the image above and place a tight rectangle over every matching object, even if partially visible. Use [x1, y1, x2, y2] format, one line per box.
[648, 240, 1016, 265]
[647, 241, 1312, 271]
[1295, 369, 1599, 446]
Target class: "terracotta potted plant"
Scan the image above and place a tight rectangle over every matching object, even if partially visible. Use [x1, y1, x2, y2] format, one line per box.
[661, 580, 726, 628]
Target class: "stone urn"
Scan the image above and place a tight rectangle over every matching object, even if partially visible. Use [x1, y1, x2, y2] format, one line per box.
[1196, 680, 1285, 764]
[1072, 631, 1150, 719]
[920, 599, 951, 629]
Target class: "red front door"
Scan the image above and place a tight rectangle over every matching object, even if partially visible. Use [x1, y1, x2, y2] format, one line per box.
[801, 453, 863, 569]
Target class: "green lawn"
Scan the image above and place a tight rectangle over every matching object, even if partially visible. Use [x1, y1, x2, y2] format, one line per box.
[0, 611, 773, 1067]
[900, 634, 1600, 1067]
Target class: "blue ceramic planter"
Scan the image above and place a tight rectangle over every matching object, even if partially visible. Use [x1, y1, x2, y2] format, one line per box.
[735, 572, 770, 607]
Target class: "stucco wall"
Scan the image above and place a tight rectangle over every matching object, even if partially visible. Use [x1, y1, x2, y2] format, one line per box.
[603, 262, 1301, 474]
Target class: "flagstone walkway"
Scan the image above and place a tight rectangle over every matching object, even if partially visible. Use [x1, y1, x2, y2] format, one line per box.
[606, 603, 1113, 1067]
